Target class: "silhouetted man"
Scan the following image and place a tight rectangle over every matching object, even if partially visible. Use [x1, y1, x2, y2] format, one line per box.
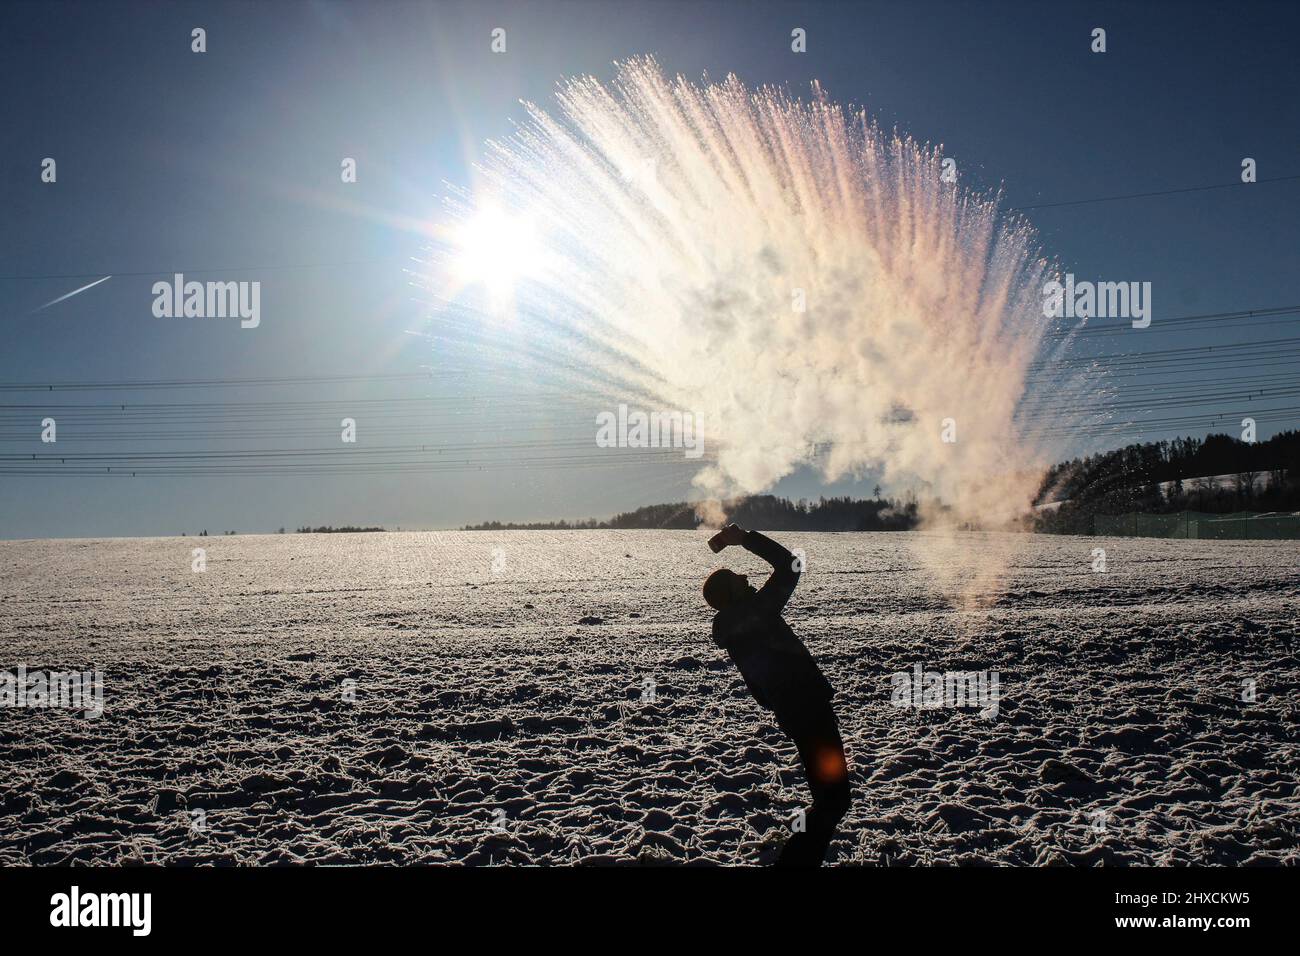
[703, 523, 849, 866]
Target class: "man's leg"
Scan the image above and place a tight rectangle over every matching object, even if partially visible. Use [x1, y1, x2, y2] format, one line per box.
[774, 705, 850, 867]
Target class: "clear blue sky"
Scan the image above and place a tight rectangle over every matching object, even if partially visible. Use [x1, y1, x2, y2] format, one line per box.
[2, 0, 1297, 537]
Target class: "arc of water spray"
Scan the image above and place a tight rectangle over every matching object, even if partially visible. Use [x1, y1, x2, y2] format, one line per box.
[426, 57, 1100, 605]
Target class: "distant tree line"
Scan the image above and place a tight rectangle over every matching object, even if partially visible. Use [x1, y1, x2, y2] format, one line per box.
[463, 431, 1299, 535]
[462, 493, 920, 532]
[295, 525, 387, 533]
[1035, 430, 1299, 534]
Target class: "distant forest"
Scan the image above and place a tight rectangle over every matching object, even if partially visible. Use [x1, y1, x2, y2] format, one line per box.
[1034, 430, 1300, 534]
[463, 492, 920, 532]
[294, 525, 387, 534]
[464, 430, 1300, 533]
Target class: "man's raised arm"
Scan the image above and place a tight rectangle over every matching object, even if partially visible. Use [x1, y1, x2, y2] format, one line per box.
[710, 523, 800, 612]
[741, 529, 800, 612]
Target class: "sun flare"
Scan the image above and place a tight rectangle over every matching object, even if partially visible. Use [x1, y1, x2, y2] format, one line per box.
[443, 204, 546, 312]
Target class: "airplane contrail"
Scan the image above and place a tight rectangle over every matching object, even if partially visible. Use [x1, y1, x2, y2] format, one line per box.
[33, 274, 112, 312]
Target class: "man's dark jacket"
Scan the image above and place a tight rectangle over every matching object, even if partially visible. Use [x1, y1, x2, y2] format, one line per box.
[711, 531, 834, 716]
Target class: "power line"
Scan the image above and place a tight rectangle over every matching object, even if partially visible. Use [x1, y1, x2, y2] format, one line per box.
[0, 369, 575, 392]
[1008, 174, 1300, 212]
[0, 454, 708, 478]
[1062, 408, 1300, 437]
[0, 171, 1295, 283]
[1045, 305, 1300, 338]
[1, 302, 1296, 392]
[1057, 355, 1300, 382]
[1016, 392, 1300, 424]
[0, 258, 403, 282]
[1027, 336, 1300, 370]
[6, 379, 1296, 426]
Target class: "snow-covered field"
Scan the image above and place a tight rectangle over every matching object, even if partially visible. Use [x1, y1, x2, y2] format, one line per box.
[1, 530, 1296, 866]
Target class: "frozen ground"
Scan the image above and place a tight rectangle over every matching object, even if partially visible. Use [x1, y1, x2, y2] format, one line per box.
[0, 529, 1296, 866]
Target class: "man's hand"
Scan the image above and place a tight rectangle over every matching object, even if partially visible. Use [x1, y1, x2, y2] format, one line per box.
[707, 523, 747, 553]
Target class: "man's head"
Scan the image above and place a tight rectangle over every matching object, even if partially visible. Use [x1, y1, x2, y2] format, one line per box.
[703, 568, 756, 611]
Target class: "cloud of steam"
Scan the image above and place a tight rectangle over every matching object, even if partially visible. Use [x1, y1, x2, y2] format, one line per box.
[436, 58, 1086, 603]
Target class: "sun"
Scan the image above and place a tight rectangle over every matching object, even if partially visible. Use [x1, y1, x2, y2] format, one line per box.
[443, 203, 546, 313]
